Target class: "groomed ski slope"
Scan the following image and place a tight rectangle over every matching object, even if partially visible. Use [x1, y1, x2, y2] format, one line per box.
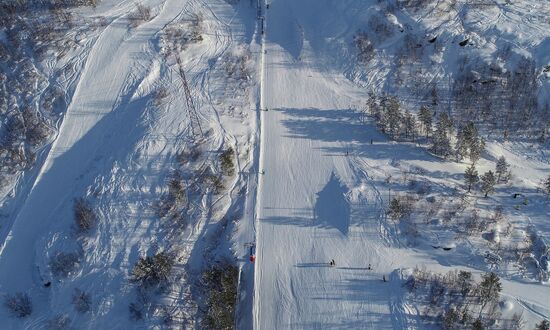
[253, 0, 550, 328]
[254, 1, 405, 328]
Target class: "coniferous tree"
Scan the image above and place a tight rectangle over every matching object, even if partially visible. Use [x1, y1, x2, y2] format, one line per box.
[455, 122, 484, 163]
[419, 106, 432, 138]
[469, 137, 485, 164]
[455, 127, 469, 161]
[543, 175, 550, 195]
[387, 198, 403, 220]
[403, 110, 417, 141]
[439, 111, 454, 136]
[431, 113, 452, 157]
[443, 308, 459, 330]
[365, 93, 377, 122]
[478, 272, 502, 308]
[481, 171, 496, 197]
[495, 156, 510, 183]
[464, 164, 479, 193]
[472, 318, 484, 330]
[385, 97, 402, 138]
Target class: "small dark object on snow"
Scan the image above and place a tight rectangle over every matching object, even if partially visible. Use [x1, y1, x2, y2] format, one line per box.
[513, 193, 522, 198]
[459, 39, 469, 46]
[329, 259, 336, 267]
[44, 282, 51, 288]
[368, 264, 371, 270]
[428, 36, 437, 43]
[370, 139, 373, 145]
[383, 275, 386, 282]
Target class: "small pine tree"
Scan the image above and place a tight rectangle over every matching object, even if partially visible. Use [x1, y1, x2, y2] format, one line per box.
[455, 127, 469, 161]
[480, 171, 496, 197]
[478, 272, 502, 306]
[457, 270, 473, 297]
[439, 112, 454, 135]
[131, 252, 174, 288]
[464, 164, 479, 193]
[472, 318, 484, 330]
[418, 106, 432, 138]
[495, 156, 510, 183]
[469, 138, 484, 164]
[74, 198, 97, 233]
[403, 110, 417, 141]
[4, 293, 32, 318]
[443, 307, 459, 330]
[535, 320, 550, 330]
[219, 147, 235, 176]
[385, 97, 402, 138]
[542, 175, 550, 194]
[431, 117, 452, 158]
[387, 198, 402, 220]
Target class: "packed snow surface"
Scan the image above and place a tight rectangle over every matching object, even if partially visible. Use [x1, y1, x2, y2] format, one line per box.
[0, 0, 549, 328]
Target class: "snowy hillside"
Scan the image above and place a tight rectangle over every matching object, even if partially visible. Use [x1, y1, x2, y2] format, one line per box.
[0, 0, 549, 328]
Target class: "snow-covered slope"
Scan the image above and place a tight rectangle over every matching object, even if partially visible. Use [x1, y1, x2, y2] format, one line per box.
[1, 0, 549, 328]
[253, 0, 550, 328]
[0, 0, 258, 327]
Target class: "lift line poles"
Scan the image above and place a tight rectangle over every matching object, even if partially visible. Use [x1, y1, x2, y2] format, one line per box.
[176, 55, 203, 137]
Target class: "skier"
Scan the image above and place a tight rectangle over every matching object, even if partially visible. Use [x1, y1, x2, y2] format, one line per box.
[367, 264, 371, 270]
[383, 275, 386, 282]
[329, 259, 335, 267]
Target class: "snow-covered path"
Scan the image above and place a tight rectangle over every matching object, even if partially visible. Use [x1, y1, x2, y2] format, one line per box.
[253, 1, 404, 328]
[0, 0, 188, 305]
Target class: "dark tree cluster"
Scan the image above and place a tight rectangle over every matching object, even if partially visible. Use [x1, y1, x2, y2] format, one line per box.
[131, 252, 174, 288]
[366, 94, 486, 161]
[406, 268, 509, 329]
[201, 262, 239, 330]
[463, 156, 511, 197]
[452, 55, 543, 140]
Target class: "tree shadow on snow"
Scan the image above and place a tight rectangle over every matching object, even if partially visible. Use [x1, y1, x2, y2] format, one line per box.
[260, 172, 351, 236]
[278, 107, 445, 164]
[314, 171, 350, 236]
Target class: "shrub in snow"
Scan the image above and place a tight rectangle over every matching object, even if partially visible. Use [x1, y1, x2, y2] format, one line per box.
[536, 320, 550, 330]
[72, 289, 91, 313]
[129, 3, 151, 27]
[542, 175, 550, 195]
[46, 314, 71, 330]
[4, 292, 32, 318]
[131, 252, 174, 288]
[49, 252, 79, 277]
[354, 31, 374, 63]
[74, 198, 97, 233]
[219, 147, 235, 177]
[387, 198, 403, 220]
[202, 262, 238, 330]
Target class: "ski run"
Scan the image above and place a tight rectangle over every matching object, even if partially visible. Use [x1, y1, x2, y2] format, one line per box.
[0, 0, 549, 328]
